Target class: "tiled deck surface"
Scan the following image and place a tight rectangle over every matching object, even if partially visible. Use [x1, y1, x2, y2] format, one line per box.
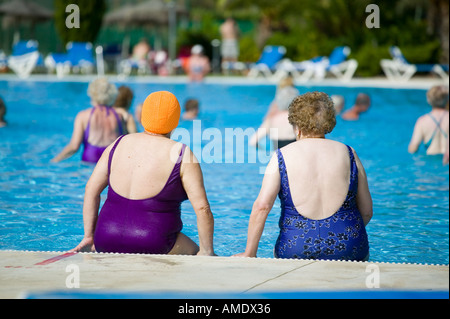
[0, 251, 447, 299]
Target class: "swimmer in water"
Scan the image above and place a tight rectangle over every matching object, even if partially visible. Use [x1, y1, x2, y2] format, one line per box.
[70, 91, 215, 256]
[187, 45, 210, 82]
[341, 93, 371, 121]
[182, 98, 200, 120]
[113, 85, 138, 134]
[0, 96, 7, 128]
[408, 85, 449, 157]
[51, 78, 125, 164]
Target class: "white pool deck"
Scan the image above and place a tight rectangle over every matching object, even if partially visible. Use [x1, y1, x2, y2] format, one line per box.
[0, 73, 447, 90]
[0, 250, 448, 299]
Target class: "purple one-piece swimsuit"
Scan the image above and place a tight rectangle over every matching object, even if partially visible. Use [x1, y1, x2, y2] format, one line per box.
[94, 135, 188, 254]
[82, 106, 124, 164]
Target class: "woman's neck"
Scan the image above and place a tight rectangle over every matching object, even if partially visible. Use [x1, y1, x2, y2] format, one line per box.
[144, 130, 170, 138]
[431, 108, 447, 114]
[298, 134, 325, 140]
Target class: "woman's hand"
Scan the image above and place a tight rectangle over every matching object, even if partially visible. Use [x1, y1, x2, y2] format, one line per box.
[69, 237, 96, 253]
[232, 252, 255, 258]
[196, 249, 217, 257]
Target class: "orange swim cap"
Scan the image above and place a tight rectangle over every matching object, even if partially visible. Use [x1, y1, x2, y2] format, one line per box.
[141, 91, 181, 134]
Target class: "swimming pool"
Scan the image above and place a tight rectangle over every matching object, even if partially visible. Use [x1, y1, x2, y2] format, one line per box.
[0, 78, 448, 265]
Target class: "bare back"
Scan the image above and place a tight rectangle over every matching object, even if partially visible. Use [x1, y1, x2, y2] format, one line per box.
[280, 139, 352, 220]
[85, 106, 123, 147]
[419, 110, 449, 154]
[109, 133, 184, 200]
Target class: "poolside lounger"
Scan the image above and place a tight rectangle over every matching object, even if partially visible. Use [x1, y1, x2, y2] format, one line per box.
[45, 42, 95, 78]
[273, 46, 358, 82]
[7, 40, 41, 79]
[380, 46, 449, 81]
[247, 45, 287, 78]
[0, 50, 7, 70]
[119, 59, 151, 77]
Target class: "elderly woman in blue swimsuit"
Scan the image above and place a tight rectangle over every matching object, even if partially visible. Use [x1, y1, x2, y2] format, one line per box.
[52, 78, 124, 163]
[235, 92, 373, 261]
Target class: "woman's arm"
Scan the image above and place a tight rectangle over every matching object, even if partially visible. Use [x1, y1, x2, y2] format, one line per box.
[180, 146, 215, 256]
[235, 154, 280, 257]
[443, 137, 449, 165]
[70, 146, 110, 252]
[408, 118, 424, 154]
[126, 112, 138, 134]
[353, 149, 373, 226]
[249, 118, 270, 147]
[52, 111, 86, 162]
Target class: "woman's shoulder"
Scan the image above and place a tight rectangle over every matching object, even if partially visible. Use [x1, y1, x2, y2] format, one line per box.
[74, 107, 94, 122]
[282, 139, 352, 160]
[113, 107, 129, 119]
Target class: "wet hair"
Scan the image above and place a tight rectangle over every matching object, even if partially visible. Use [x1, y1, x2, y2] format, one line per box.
[184, 99, 199, 112]
[355, 93, 371, 106]
[427, 85, 449, 109]
[114, 86, 134, 110]
[0, 97, 6, 120]
[87, 78, 118, 106]
[288, 91, 336, 136]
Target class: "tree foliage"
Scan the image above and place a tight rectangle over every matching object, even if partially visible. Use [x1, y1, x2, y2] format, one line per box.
[219, 0, 444, 75]
[54, 0, 106, 45]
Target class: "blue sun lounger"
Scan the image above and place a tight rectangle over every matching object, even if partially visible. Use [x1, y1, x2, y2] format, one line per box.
[273, 46, 358, 82]
[380, 46, 449, 81]
[7, 40, 41, 79]
[247, 45, 287, 78]
[45, 42, 95, 77]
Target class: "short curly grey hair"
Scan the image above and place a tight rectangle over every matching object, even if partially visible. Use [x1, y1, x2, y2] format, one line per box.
[288, 91, 336, 136]
[87, 78, 118, 106]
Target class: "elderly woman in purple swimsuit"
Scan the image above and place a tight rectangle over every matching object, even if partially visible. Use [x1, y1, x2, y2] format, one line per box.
[70, 91, 215, 256]
[52, 78, 124, 164]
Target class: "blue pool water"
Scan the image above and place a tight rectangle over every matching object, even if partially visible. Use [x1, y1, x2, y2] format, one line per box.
[0, 79, 448, 265]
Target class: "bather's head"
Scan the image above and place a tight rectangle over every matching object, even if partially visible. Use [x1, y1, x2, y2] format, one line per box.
[288, 91, 336, 137]
[427, 85, 449, 109]
[88, 78, 118, 107]
[141, 91, 181, 135]
[114, 86, 134, 111]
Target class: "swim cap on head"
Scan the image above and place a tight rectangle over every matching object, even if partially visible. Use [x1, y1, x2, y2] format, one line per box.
[141, 91, 181, 134]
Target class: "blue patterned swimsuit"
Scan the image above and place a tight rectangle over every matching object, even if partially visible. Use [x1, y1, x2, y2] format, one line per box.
[274, 146, 369, 261]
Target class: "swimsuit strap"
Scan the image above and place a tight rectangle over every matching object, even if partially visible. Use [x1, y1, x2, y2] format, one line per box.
[427, 113, 448, 139]
[177, 144, 187, 164]
[346, 145, 358, 193]
[109, 107, 125, 135]
[108, 135, 126, 176]
[276, 149, 295, 208]
[169, 144, 187, 181]
[83, 107, 97, 142]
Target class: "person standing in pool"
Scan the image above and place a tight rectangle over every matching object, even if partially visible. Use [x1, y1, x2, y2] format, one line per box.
[341, 93, 371, 121]
[186, 45, 211, 82]
[249, 76, 299, 149]
[113, 85, 138, 134]
[51, 78, 125, 164]
[70, 91, 215, 256]
[0, 96, 7, 128]
[408, 85, 449, 158]
[182, 98, 200, 120]
[235, 92, 373, 261]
